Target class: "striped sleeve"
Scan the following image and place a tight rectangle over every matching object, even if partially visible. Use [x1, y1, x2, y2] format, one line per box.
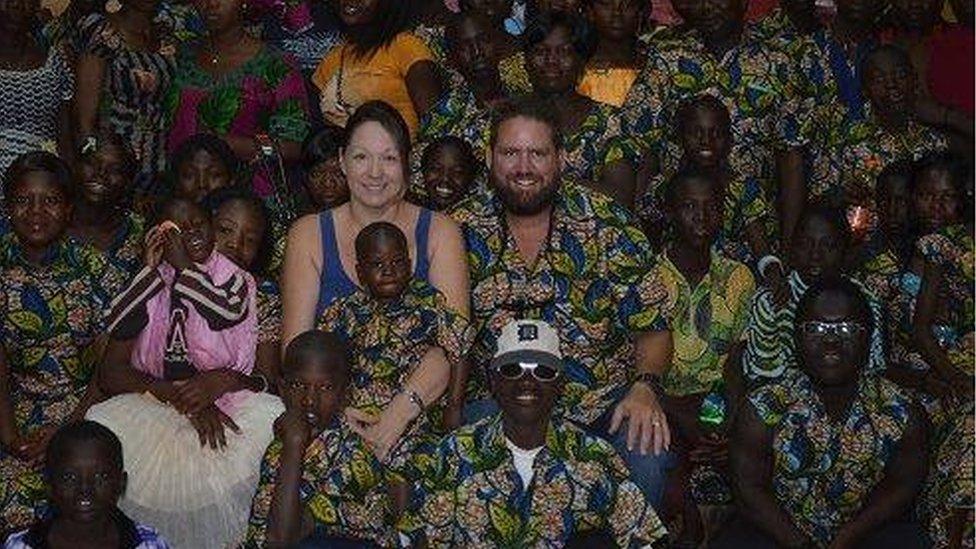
[173, 267, 250, 331]
[106, 266, 165, 340]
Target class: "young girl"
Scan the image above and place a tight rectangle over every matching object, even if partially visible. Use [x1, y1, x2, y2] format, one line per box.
[578, 0, 649, 107]
[419, 136, 477, 212]
[86, 198, 284, 549]
[0, 153, 107, 531]
[301, 126, 349, 213]
[317, 222, 472, 500]
[68, 129, 146, 298]
[653, 169, 755, 545]
[245, 330, 396, 547]
[167, 133, 240, 205]
[4, 421, 169, 548]
[208, 188, 283, 387]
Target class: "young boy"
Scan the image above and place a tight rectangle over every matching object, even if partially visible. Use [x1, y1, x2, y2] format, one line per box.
[316, 222, 473, 498]
[244, 330, 395, 548]
[420, 136, 478, 212]
[4, 421, 169, 548]
[652, 168, 756, 545]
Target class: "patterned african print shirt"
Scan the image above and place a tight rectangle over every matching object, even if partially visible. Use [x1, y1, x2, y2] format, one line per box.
[621, 27, 809, 188]
[257, 278, 282, 346]
[6, 512, 171, 548]
[808, 106, 948, 217]
[451, 182, 669, 425]
[398, 415, 667, 548]
[638, 162, 773, 265]
[916, 224, 975, 374]
[0, 235, 107, 531]
[741, 271, 886, 384]
[749, 371, 913, 546]
[561, 102, 641, 187]
[317, 279, 474, 472]
[654, 250, 756, 396]
[244, 423, 396, 547]
[0, 234, 107, 431]
[97, 212, 147, 298]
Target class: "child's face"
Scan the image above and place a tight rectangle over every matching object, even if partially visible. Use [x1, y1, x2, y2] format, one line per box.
[176, 149, 232, 203]
[214, 201, 265, 270]
[790, 216, 846, 282]
[167, 202, 215, 264]
[282, 363, 347, 430]
[588, 0, 641, 42]
[668, 177, 723, 248]
[306, 159, 349, 210]
[863, 55, 915, 118]
[877, 173, 910, 235]
[78, 145, 130, 207]
[423, 144, 473, 211]
[7, 171, 71, 253]
[914, 168, 960, 233]
[679, 106, 731, 169]
[356, 236, 411, 301]
[49, 440, 124, 525]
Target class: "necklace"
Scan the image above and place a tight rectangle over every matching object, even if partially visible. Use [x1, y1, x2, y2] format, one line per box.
[335, 45, 352, 114]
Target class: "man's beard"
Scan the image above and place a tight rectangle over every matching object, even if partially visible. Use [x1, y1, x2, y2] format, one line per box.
[492, 171, 561, 216]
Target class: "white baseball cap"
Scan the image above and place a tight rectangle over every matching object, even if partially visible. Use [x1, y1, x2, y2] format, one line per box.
[490, 319, 562, 372]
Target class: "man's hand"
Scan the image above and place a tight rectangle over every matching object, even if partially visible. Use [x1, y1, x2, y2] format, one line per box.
[609, 382, 671, 455]
[188, 405, 240, 450]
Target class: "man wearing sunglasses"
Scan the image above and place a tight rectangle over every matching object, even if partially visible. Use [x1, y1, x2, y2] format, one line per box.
[451, 97, 675, 508]
[399, 320, 668, 547]
[718, 279, 929, 548]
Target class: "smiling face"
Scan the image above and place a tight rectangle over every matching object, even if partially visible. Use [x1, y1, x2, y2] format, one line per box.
[306, 158, 349, 210]
[8, 170, 72, 255]
[863, 51, 915, 119]
[341, 121, 407, 210]
[197, 0, 243, 32]
[423, 141, 475, 211]
[678, 101, 732, 169]
[526, 24, 585, 94]
[489, 116, 562, 216]
[49, 440, 125, 525]
[164, 200, 215, 264]
[670, 0, 741, 35]
[491, 361, 563, 428]
[796, 288, 869, 388]
[78, 144, 132, 208]
[448, 14, 500, 83]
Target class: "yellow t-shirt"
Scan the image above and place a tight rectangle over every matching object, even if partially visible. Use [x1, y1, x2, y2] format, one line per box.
[577, 67, 639, 108]
[313, 32, 433, 138]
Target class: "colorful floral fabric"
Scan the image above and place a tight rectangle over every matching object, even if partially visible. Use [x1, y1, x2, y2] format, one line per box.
[97, 213, 147, 298]
[398, 415, 667, 548]
[165, 45, 311, 199]
[922, 407, 974, 549]
[244, 424, 396, 547]
[0, 235, 107, 531]
[498, 52, 532, 96]
[917, 224, 975, 374]
[654, 250, 755, 396]
[638, 163, 772, 265]
[317, 279, 473, 472]
[749, 371, 913, 545]
[741, 271, 887, 384]
[256, 278, 282, 345]
[451, 181, 669, 425]
[808, 106, 948, 223]
[562, 102, 641, 186]
[621, 27, 809, 189]
[78, 12, 182, 192]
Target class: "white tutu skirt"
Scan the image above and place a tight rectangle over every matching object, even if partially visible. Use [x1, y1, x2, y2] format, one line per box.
[86, 392, 285, 549]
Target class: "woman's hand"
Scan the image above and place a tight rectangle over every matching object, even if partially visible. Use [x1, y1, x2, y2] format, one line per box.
[173, 371, 232, 415]
[187, 405, 240, 450]
[350, 396, 416, 462]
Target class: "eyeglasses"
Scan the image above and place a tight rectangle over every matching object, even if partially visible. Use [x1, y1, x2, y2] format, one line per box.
[495, 362, 561, 382]
[800, 321, 866, 338]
